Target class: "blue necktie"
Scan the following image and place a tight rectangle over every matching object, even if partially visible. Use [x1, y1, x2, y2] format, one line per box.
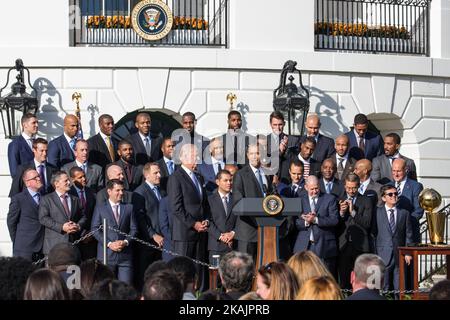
[70, 138, 76, 151]
[167, 160, 174, 175]
[153, 186, 161, 201]
[34, 193, 40, 205]
[256, 169, 265, 195]
[190, 172, 202, 197]
[326, 182, 332, 194]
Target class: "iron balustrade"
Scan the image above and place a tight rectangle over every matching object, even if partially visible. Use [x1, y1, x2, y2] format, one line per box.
[71, 0, 227, 47]
[315, 0, 431, 55]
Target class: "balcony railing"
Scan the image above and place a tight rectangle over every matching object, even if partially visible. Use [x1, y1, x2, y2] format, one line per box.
[315, 0, 431, 55]
[71, 0, 227, 47]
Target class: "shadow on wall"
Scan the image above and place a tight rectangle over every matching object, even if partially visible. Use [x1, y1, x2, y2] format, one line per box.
[367, 113, 404, 139]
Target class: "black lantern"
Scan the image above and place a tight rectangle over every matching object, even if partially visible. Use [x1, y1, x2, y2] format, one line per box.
[0, 59, 38, 139]
[273, 60, 310, 136]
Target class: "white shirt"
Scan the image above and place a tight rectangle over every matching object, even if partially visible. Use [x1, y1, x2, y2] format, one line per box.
[298, 154, 310, 165]
[139, 132, 151, 147]
[182, 165, 202, 195]
[336, 153, 348, 168]
[75, 159, 87, 170]
[108, 199, 121, 217]
[211, 157, 225, 175]
[99, 131, 112, 145]
[359, 178, 371, 195]
[64, 132, 75, 146]
[395, 178, 407, 194]
[249, 164, 268, 188]
[385, 205, 397, 225]
[22, 132, 34, 149]
[322, 178, 333, 193]
[353, 129, 365, 146]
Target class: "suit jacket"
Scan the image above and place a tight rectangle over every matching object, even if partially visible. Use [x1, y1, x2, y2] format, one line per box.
[220, 131, 255, 166]
[293, 193, 339, 259]
[319, 178, 345, 199]
[47, 134, 76, 168]
[133, 182, 166, 242]
[158, 196, 173, 261]
[346, 288, 386, 300]
[173, 131, 210, 156]
[9, 161, 57, 197]
[300, 134, 335, 164]
[197, 162, 220, 194]
[96, 187, 135, 206]
[345, 130, 384, 161]
[371, 154, 417, 184]
[337, 194, 373, 252]
[390, 178, 424, 243]
[331, 153, 357, 181]
[167, 167, 209, 242]
[38, 191, 87, 254]
[156, 157, 176, 194]
[62, 161, 104, 192]
[279, 152, 321, 184]
[232, 165, 273, 242]
[7, 189, 44, 259]
[278, 181, 306, 198]
[207, 191, 236, 252]
[87, 133, 118, 170]
[363, 178, 382, 208]
[8, 135, 34, 178]
[126, 132, 163, 166]
[91, 202, 138, 265]
[372, 206, 413, 267]
[68, 186, 96, 231]
[111, 159, 143, 191]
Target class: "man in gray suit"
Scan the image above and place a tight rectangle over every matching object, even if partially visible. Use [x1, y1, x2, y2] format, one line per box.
[332, 134, 357, 181]
[39, 171, 87, 255]
[353, 159, 382, 208]
[371, 133, 417, 185]
[61, 139, 104, 192]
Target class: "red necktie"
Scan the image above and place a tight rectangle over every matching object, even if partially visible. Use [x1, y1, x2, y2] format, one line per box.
[79, 190, 86, 209]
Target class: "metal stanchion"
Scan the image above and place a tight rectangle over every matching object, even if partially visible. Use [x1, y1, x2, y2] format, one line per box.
[103, 218, 108, 265]
[209, 254, 220, 290]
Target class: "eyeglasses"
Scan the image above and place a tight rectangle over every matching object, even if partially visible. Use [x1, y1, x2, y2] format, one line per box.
[26, 175, 41, 182]
[384, 192, 398, 197]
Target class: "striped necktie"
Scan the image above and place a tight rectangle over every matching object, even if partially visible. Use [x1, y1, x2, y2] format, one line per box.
[303, 162, 310, 178]
[396, 181, 402, 196]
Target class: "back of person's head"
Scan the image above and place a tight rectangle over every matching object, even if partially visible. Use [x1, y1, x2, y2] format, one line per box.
[24, 268, 69, 300]
[167, 256, 197, 292]
[142, 270, 183, 300]
[257, 262, 299, 300]
[47, 243, 81, 272]
[352, 254, 385, 289]
[88, 279, 138, 300]
[429, 280, 450, 300]
[296, 276, 343, 300]
[287, 251, 334, 288]
[198, 289, 221, 300]
[80, 259, 115, 298]
[219, 251, 254, 292]
[143, 260, 170, 283]
[0, 257, 37, 300]
[239, 291, 263, 301]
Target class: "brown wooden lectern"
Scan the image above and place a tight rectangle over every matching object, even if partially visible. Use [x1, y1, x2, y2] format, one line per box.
[232, 197, 302, 271]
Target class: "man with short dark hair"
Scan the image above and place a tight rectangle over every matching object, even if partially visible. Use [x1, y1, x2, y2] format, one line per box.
[220, 110, 253, 166]
[87, 114, 118, 170]
[345, 113, 383, 161]
[167, 256, 198, 300]
[48, 114, 79, 168]
[218, 251, 254, 300]
[173, 112, 210, 156]
[319, 158, 344, 199]
[156, 137, 176, 193]
[299, 114, 335, 164]
[112, 140, 143, 191]
[142, 269, 184, 300]
[197, 137, 225, 193]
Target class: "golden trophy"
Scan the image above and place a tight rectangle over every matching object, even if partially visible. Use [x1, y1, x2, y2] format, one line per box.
[226, 92, 237, 111]
[419, 188, 447, 246]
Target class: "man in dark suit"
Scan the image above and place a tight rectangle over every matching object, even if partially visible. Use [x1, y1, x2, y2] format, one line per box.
[68, 167, 97, 260]
[9, 138, 57, 197]
[96, 164, 135, 205]
[337, 173, 373, 289]
[158, 196, 173, 262]
[38, 171, 87, 255]
[91, 179, 138, 284]
[372, 185, 413, 291]
[87, 114, 118, 170]
[232, 144, 273, 258]
[156, 137, 176, 193]
[345, 113, 383, 161]
[173, 112, 210, 158]
[61, 139, 104, 192]
[293, 175, 339, 277]
[197, 137, 225, 194]
[168, 143, 210, 288]
[346, 254, 387, 300]
[133, 162, 165, 288]
[126, 112, 163, 166]
[8, 113, 38, 178]
[47, 114, 79, 168]
[7, 169, 44, 261]
[372, 133, 417, 185]
[207, 170, 236, 263]
[278, 159, 305, 198]
[112, 140, 143, 191]
[354, 159, 382, 208]
[319, 158, 344, 199]
[299, 114, 335, 164]
[332, 134, 357, 181]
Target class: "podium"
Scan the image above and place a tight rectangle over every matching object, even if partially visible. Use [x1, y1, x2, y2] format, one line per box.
[232, 197, 302, 270]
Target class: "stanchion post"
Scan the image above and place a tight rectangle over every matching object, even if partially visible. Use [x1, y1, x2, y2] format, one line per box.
[209, 254, 220, 290]
[103, 218, 108, 266]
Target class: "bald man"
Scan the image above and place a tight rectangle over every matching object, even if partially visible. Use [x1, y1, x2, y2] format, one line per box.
[332, 134, 357, 181]
[96, 164, 135, 205]
[47, 114, 79, 168]
[353, 159, 382, 208]
[299, 114, 335, 164]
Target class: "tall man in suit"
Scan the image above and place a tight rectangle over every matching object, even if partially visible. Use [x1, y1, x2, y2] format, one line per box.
[353, 159, 382, 208]
[7, 169, 44, 261]
[207, 169, 236, 263]
[299, 114, 335, 164]
[112, 140, 143, 191]
[47, 114, 79, 168]
[126, 112, 163, 166]
[233, 143, 273, 258]
[293, 175, 339, 277]
[8, 113, 38, 178]
[371, 133, 417, 185]
[337, 173, 373, 289]
[197, 137, 225, 193]
[10, 138, 57, 197]
[372, 185, 413, 291]
[173, 112, 210, 156]
[333, 134, 357, 181]
[91, 179, 138, 284]
[39, 171, 86, 255]
[345, 113, 384, 161]
[68, 167, 97, 260]
[221, 110, 253, 167]
[87, 114, 118, 170]
[319, 158, 345, 199]
[133, 162, 166, 287]
[157, 137, 176, 193]
[61, 139, 104, 192]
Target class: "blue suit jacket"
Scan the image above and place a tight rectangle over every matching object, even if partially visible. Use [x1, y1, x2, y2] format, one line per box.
[47, 134, 75, 168]
[293, 193, 339, 258]
[8, 136, 34, 178]
[92, 202, 138, 265]
[197, 162, 219, 193]
[345, 130, 383, 161]
[158, 197, 173, 261]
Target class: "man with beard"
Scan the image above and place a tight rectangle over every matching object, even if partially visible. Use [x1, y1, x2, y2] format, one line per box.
[112, 140, 143, 191]
[87, 114, 118, 170]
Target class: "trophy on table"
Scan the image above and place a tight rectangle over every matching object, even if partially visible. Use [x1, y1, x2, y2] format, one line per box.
[419, 188, 448, 246]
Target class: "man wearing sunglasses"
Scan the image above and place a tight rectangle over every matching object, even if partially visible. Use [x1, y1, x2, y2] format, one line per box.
[372, 185, 413, 292]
